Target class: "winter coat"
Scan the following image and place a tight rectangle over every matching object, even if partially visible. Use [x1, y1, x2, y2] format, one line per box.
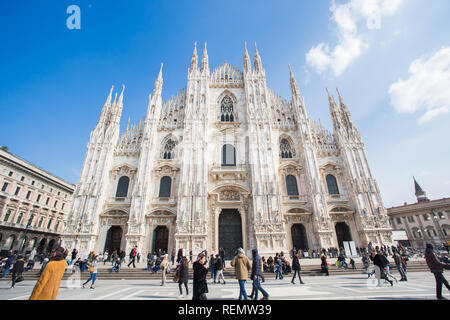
[425, 249, 450, 273]
[12, 259, 25, 274]
[393, 252, 402, 267]
[29, 258, 67, 300]
[214, 256, 223, 271]
[178, 263, 189, 283]
[373, 253, 388, 268]
[231, 252, 252, 280]
[292, 255, 301, 271]
[251, 249, 263, 278]
[192, 261, 208, 299]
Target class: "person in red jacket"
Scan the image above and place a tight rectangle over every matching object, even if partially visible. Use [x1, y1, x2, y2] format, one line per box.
[425, 243, 450, 300]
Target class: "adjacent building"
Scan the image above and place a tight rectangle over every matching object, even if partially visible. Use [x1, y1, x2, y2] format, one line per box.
[387, 178, 450, 248]
[0, 147, 75, 256]
[62, 43, 393, 258]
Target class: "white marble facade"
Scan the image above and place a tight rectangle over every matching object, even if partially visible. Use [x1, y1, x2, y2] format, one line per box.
[61, 43, 393, 257]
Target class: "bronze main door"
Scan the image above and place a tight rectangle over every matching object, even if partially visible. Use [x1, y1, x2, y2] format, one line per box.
[152, 226, 169, 253]
[291, 224, 308, 251]
[219, 209, 243, 259]
[104, 226, 123, 254]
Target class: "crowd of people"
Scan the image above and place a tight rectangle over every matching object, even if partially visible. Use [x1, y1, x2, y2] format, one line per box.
[1, 241, 449, 300]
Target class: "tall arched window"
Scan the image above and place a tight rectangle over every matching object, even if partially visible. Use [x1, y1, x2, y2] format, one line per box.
[222, 144, 236, 166]
[3, 209, 11, 222]
[163, 139, 176, 159]
[116, 176, 130, 198]
[280, 138, 294, 158]
[326, 174, 339, 195]
[16, 212, 23, 224]
[220, 96, 234, 122]
[159, 176, 172, 198]
[286, 175, 299, 196]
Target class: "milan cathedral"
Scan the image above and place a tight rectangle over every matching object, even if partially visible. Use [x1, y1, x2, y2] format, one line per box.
[62, 42, 393, 258]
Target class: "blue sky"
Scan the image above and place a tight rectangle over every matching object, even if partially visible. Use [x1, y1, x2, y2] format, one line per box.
[0, 0, 449, 207]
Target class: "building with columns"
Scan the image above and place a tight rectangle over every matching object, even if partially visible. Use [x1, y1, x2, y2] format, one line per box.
[0, 147, 75, 256]
[387, 178, 450, 248]
[62, 43, 392, 258]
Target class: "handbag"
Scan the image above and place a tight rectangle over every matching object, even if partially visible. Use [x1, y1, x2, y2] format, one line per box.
[15, 274, 24, 283]
[88, 266, 95, 273]
[173, 268, 180, 282]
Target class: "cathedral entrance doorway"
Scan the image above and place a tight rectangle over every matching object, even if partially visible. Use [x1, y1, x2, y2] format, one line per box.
[218, 209, 242, 259]
[335, 222, 352, 248]
[152, 226, 169, 254]
[291, 224, 308, 251]
[104, 226, 123, 254]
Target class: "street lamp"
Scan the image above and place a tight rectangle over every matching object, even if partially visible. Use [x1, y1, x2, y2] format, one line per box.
[21, 219, 33, 254]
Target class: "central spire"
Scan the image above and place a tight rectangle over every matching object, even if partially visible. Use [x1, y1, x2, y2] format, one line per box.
[289, 64, 300, 98]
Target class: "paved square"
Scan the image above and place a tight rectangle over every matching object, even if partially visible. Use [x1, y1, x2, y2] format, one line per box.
[0, 271, 446, 300]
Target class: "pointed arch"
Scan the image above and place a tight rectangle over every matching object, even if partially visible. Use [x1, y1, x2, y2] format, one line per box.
[279, 135, 296, 158]
[217, 90, 238, 122]
[161, 134, 178, 159]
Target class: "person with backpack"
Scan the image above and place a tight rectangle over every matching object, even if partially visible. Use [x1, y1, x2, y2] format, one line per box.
[214, 254, 226, 284]
[373, 249, 393, 287]
[362, 253, 371, 278]
[291, 251, 304, 284]
[127, 246, 137, 268]
[392, 247, 407, 281]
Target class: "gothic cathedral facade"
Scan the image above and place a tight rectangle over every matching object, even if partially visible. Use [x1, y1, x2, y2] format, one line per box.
[62, 43, 393, 258]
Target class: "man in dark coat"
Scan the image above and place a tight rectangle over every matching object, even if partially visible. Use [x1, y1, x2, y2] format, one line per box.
[219, 248, 225, 268]
[11, 255, 25, 288]
[249, 249, 269, 300]
[425, 243, 450, 300]
[192, 253, 208, 300]
[291, 251, 304, 284]
[373, 250, 393, 286]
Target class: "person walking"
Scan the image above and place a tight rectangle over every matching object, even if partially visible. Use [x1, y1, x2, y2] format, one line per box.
[178, 256, 189, 299]
[321, 254, 329, 276]
[189, 250, 193, 264]
[82, 255, 98, 289]
[160, 254, 169, 286]
[120, 250, 126, 265]
[1, 251, 13, 279]
[177, 248, 183, 264]
[231, 248, 252, 300]
[11, 255, 25, 288]
[392, 248, 407, 281]
[362, 253, 371, 278]
[425, 243, 450, 300]
[291, 251, 304, 284]
[171, 248, 176, 265]
[249, 248, 269, 300]
[29, 247, 67, 300]
[70, 248, 78, 265]
[219, 248, 226, 268]
[127, 246, 137, 268]
[209, 254, 216, 281]
[274, 254, 283, 280]
[192, 253, 208, 300]
[373, 250, 393, 287]
[214, 254, 226, 284]
[103, 251, 109, 265]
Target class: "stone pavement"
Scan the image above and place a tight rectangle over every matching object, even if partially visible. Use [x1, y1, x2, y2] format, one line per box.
[1, 271, 446, 300]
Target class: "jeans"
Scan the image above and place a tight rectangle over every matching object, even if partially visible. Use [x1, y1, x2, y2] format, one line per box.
[215, 269, 225, 283]
[83, 273, 97, 286]
[1, 266, 10, 278]
[433, 272, 450, 299]
[210, 266, 214, 279]
[238, 280, 248, 300]
[397, 265, 407, 280]
[275, 266, 283, 279]
[253, 276, 268, 300]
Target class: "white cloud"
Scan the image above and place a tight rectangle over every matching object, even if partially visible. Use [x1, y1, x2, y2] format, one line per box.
[306, 0, 404, 76]
[388, 46, 450, 124]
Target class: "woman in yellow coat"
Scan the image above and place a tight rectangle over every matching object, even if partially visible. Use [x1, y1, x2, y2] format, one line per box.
[29, 247, 67, 300]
